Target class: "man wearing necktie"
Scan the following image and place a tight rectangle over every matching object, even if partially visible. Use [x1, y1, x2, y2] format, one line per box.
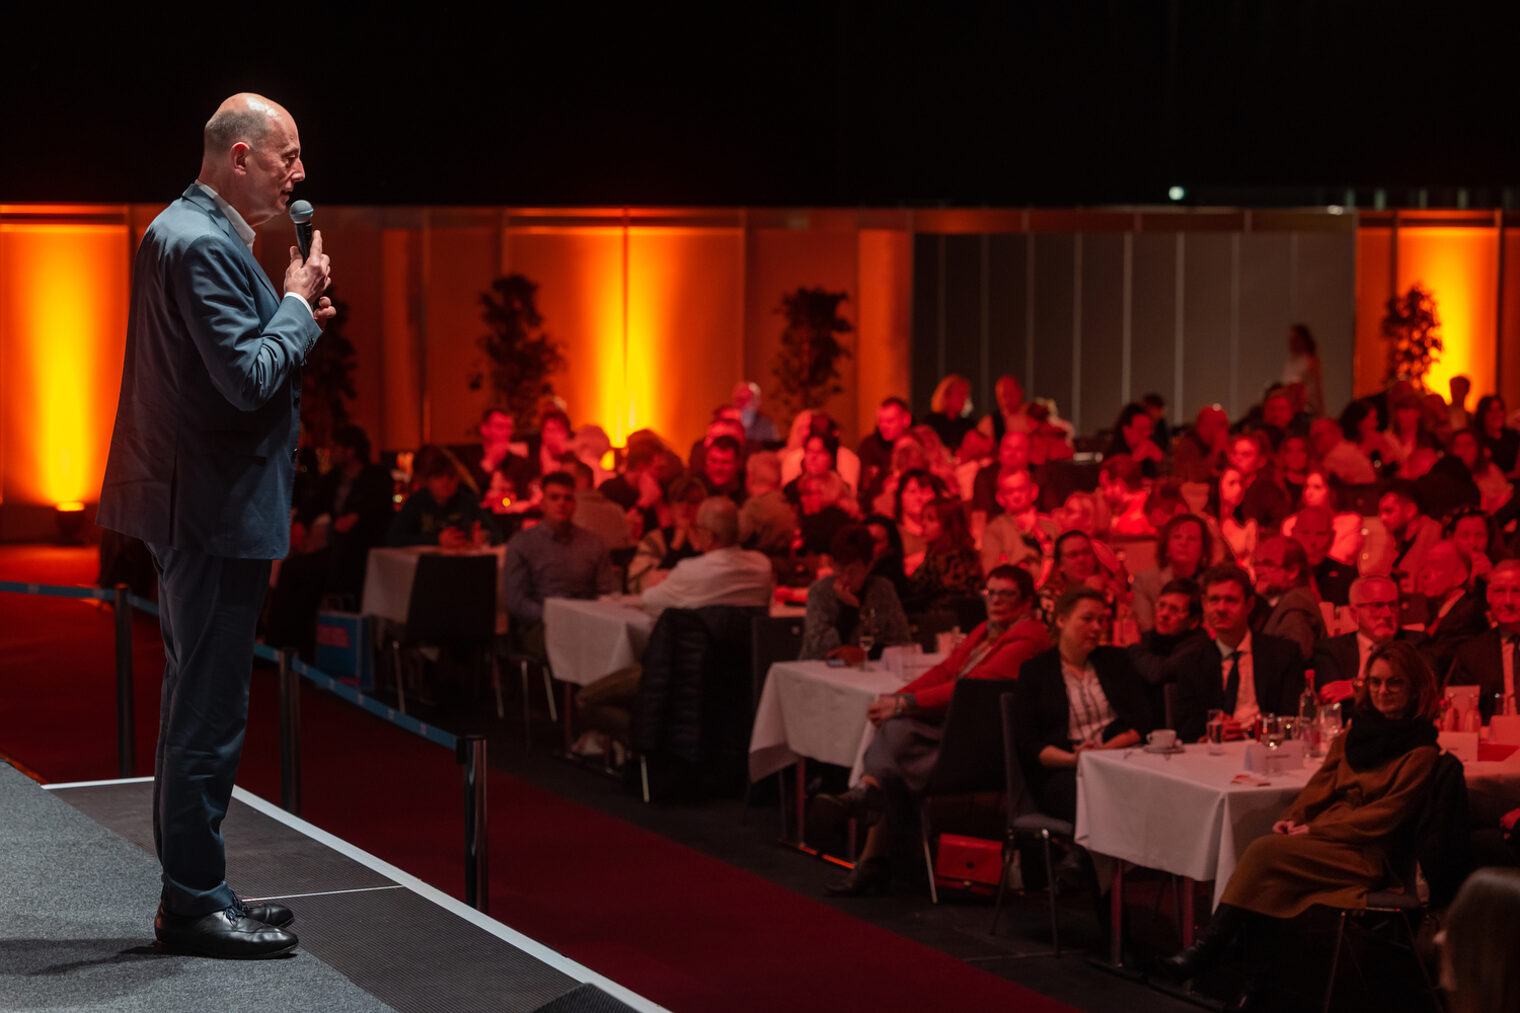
[1173, 564, 1306, 741]
[98, 93, 333, 958]
[1309, 575, 1427, 703]
[1449, 561, 1520, 722]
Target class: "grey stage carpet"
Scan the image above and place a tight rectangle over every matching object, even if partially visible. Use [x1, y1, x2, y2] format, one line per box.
[0, 763, 394, 1013]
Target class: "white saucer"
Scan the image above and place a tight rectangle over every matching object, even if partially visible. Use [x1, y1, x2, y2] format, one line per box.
[1143, 744, 1185, 755]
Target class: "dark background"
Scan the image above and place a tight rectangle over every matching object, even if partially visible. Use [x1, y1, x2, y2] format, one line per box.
[4, 2, 1517, 207]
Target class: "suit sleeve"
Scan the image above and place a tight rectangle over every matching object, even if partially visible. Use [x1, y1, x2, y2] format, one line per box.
[176, 234, 318, 412]
[1172, 651, 1211, 741]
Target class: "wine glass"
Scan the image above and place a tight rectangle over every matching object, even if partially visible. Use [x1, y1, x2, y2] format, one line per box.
[859, 605, 877, 670]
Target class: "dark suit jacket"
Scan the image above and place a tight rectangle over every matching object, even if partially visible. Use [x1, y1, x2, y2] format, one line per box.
[1310, 629, 1428, 690]
[1418, 590, 1490, 679]
[1014, 647, 1153, 764]
[1171, 631, 1305, 741]
[98, 185, 320, 559]
[1448, 630, 1515, 722]
[1314, 557, 1356, 607]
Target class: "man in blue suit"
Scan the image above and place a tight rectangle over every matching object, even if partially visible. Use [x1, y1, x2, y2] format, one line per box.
[98, 93, 333, 959]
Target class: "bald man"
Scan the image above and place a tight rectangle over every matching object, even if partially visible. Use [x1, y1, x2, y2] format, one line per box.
[98, 94, 332, 958]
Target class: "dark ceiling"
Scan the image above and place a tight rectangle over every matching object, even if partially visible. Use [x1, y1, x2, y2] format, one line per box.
[4, 3, 1517, 208]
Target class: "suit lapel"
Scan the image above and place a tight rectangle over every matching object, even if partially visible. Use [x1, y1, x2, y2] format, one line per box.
[181, 184, 281, 304]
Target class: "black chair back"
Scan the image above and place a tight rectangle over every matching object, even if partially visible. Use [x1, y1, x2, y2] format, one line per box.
[403, 553, 497, 645]
[749, 614, 804, 708]
[1162, 682, 1179, 732]
[945, 596, 988, 636]
[999, 691, 1039, 822]
[921, 678, 1017, 798]
[910, 610, 959, 653]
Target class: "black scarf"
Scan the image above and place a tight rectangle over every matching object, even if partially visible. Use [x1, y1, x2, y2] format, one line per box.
[1343, 705, 1438, 772]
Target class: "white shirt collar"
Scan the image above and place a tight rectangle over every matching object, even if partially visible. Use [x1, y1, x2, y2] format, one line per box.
[194, 181, 256, 250]
[1216, 629, 1252, 658]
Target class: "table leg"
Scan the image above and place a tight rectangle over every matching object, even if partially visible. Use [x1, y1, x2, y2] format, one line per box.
[561, 684, 573, 754]
[794, 759, 807, 848]
[1109, 861, 1124, 968]
[1181, 877, 1196, 947]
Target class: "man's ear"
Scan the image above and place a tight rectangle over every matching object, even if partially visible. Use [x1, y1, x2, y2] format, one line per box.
[229, 141, 252, 175]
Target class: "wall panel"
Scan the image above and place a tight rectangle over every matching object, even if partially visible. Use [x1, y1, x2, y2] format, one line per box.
[1180, 233, 1236, 423]
[1129, 234, 1180, 418]
[1079, 234, 1127, 431]
[1030, 234, 1076, 428]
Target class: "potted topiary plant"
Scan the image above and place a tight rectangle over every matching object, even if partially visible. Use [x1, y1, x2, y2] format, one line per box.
[770, 286, 853, 419]
[1381, 282, 1442, 390]
[469, 273, 566, 428]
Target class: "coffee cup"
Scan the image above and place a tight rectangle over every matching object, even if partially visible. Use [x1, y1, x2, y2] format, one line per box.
[1147, 729, 1177, 750]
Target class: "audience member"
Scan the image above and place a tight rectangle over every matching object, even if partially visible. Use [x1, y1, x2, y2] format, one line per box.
[1035, 530, 1122, 627]
[1228, 431, 1291, 530]
[1448, 428, 1511, 514]
[1383, 392, 1435, 473]
[979, 467, 1054, 576]
[1281, 323, 1325, 415]
[738, 451, 796, 555]
[503, 471, 616, 657]
[1438, 866, 1520, 1013]
[1367, 480, 1441, 594]
[464, 407, 531, 497]
[1275, 433, 1310, 504]
[925, 373, 975, 454]
[863, 514, 911, 605]
[893, 468, 942, 573]
[1414, 539, 1488, 676]
[731, 380, 778, 444]
[1342, 398, 1393, 478]
[686, 409, 750, 478]
[1016, 587, 1150, 824]
[386, 445, 498, 549]
[1281, 470, 1364, 567]
[970, 430, 1035, 522]
[524, 408, 574, 480]
[1096, 454, 1150, 535]
[597, 444, 665, 536]
[1172, 564, 1305, 741]
[978, 374, 1034, 443]
[1128, 577, 1208, 722]
[1309, 415, 1377, 487]
[799, 525, 913, 662]
[1447, 560, 1520, 721]
[1249, 536, 1324, 660]
[1447, 508, 1497, 583]
[780, 409, 860, 492]
[858, 396, 913, 507]
[627, 475, 707, 593]
[904, 498, 982, 613]
[311, 424, 395, 597]
[795, 472, 855, 556]
[1172, 405, 1230, 483]
[1210, 466, 1258, 567]
[1311, 575, 1422, 698]
[1132, 514, 1212, 632]
[1476, 394, 1520, 476]
[1287, 504, 1356, 607]
[570, 460, 630, 552]
[700, 434, 746, 504]
[782, 430, 846, 502]
[1105, 403, 1164, 478]
[638, 497, 774, 614]
[1446, 375, 1473, 433]
[818, 565, 1048, 895]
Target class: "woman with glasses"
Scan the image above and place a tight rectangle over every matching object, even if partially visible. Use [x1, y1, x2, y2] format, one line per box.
[816, 565, 1049, 895]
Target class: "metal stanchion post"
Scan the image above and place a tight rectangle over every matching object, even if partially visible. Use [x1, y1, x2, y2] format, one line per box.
[112, 584, 135, 778]
[459, 734, 489, 913]
[278, 650, 302, 816]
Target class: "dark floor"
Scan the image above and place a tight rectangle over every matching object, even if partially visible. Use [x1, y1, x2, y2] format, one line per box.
[385, 677, 1447, 1013]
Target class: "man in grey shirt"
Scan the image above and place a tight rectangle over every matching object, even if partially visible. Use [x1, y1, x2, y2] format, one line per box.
[504, 471, 617, 657]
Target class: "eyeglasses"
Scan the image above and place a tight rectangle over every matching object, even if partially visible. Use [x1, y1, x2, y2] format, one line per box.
[1355, 600, 1398, 613]
[981, 589, 1021, 601]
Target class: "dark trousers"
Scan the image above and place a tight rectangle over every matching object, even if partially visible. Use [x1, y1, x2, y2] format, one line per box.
[147, 542, 271, 916]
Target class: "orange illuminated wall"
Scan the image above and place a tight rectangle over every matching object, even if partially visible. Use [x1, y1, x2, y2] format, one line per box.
[0, 215, 129, 507]
[1355, 213, 1501, 401]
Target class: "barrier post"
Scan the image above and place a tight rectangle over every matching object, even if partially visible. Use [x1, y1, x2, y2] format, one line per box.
[459, 734, 489, 913]
[112, 585, 135, 778]
[278, 650, 302, 816]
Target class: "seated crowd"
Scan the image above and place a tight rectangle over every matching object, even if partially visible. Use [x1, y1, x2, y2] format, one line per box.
[265, 331, 1520, 1004]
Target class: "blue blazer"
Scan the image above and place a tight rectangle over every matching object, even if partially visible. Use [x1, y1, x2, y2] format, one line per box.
[98, 185, 320, 558]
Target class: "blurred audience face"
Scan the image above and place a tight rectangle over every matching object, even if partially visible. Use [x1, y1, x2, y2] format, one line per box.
[1279, 435, 1309, 475]
[1121, 411, 1153, 450]
[982, 574, 1025, 626]
[1483, 397, 1508, 434]
[943, 381, 970, 418]
[541, 481, 576, 526]
[1228, 435, 1262, 477]
[1196, 406, 1230, 449]
[999, 431, 1032, 471]
[1350, 577, 1399, 642]
[1154, 591, 1197, 637]
[485, 470, 516, 512]
[1218, 467, 1245, 510]
[1378, 492, 1418, 538]
[836, 557, 870, 595]
[480, 410, 513, 449]
[1203, 578, 1251, 639]
[731, 382, 759, 413]
[425, 471, 459, 506]
[707, 416, 745, 445]
[1418, 541, 1468, 601]
[1166, 518, 1205, 574]
[996, 469, 1039, 515]
[1451, 514, 1490, 560]
[705, 445, 739, 490]
[899, 475, 934, 522]
[1301, 471, 1332, 509]
[1252, 537, 1296, 598]
[920, 506, 943, 543]
[1262, 393, 1293, 431]
[1451, 430, 1482, 470]
[1487, 565, 1520, 631]
[994, 376, 1024, 413]
[1292, 506, 1335, 566]
[876, 401, 912, 442]
[542, 416, 570, 455]
[1309, 417, 1342, 457]
[1058, 534, 1098, 582]
[802, 436, 833, 476]
[1055, 493, 1098, 536]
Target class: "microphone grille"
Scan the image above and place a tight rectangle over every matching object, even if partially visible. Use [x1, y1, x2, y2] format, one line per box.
[288, 200, 315, 224]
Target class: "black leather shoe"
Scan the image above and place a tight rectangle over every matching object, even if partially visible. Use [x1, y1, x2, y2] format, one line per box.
[240, 901, 294, 929]
[155, 904, 298, 959]
[1155, 940, 1213, 981]
[824, 857, 891, 897]
[815, 784, 884, 821]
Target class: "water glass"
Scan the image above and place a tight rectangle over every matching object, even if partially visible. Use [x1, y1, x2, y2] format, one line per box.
[1206, 709, 1226, 755]
[1260, 714, 1284, 748]
[858, 634, 875, 671]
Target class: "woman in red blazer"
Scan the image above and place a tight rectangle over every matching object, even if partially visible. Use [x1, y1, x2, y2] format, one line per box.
[818, 564, 1050, 895]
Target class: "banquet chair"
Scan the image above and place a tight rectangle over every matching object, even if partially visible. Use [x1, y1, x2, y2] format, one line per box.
[386, 553, 499, 717]
[744, 614, 805, 827]
[916, 678, 1017, 904]
[910, 610, 959, 653]
[990, 691, 1074, 954]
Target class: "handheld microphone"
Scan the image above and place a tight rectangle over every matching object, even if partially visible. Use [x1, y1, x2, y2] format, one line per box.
[289, 200, 315, 261]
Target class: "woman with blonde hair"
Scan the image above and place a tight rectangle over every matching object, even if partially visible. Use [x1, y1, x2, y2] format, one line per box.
[925, 374, 975, 454]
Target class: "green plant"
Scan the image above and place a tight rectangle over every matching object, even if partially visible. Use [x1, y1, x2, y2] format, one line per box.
[1381, 283, 1442, 389]
[770, 286, 853, 418]
[469, 274, 566, 429]
[300, 291, 356, 448]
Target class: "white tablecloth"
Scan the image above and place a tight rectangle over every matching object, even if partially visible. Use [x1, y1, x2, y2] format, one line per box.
[1076, 742, 1318, 908]
[748, 660, 910, 783]
[360, 545, 509, 634]
[543, 596, 656, 687]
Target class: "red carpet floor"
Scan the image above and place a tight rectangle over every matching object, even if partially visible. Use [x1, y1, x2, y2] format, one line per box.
[1, 546, 1075, 1012]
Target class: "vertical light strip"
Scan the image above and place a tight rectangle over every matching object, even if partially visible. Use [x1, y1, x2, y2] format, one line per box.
[1288, 232, 1299, 320]
[1121, 233, 1133, 404]
[621, 209, 631, 442]
[419, 209, 431, 443]
[1071, 234, 1083, 433]
[1174, 233, 1185, 416]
